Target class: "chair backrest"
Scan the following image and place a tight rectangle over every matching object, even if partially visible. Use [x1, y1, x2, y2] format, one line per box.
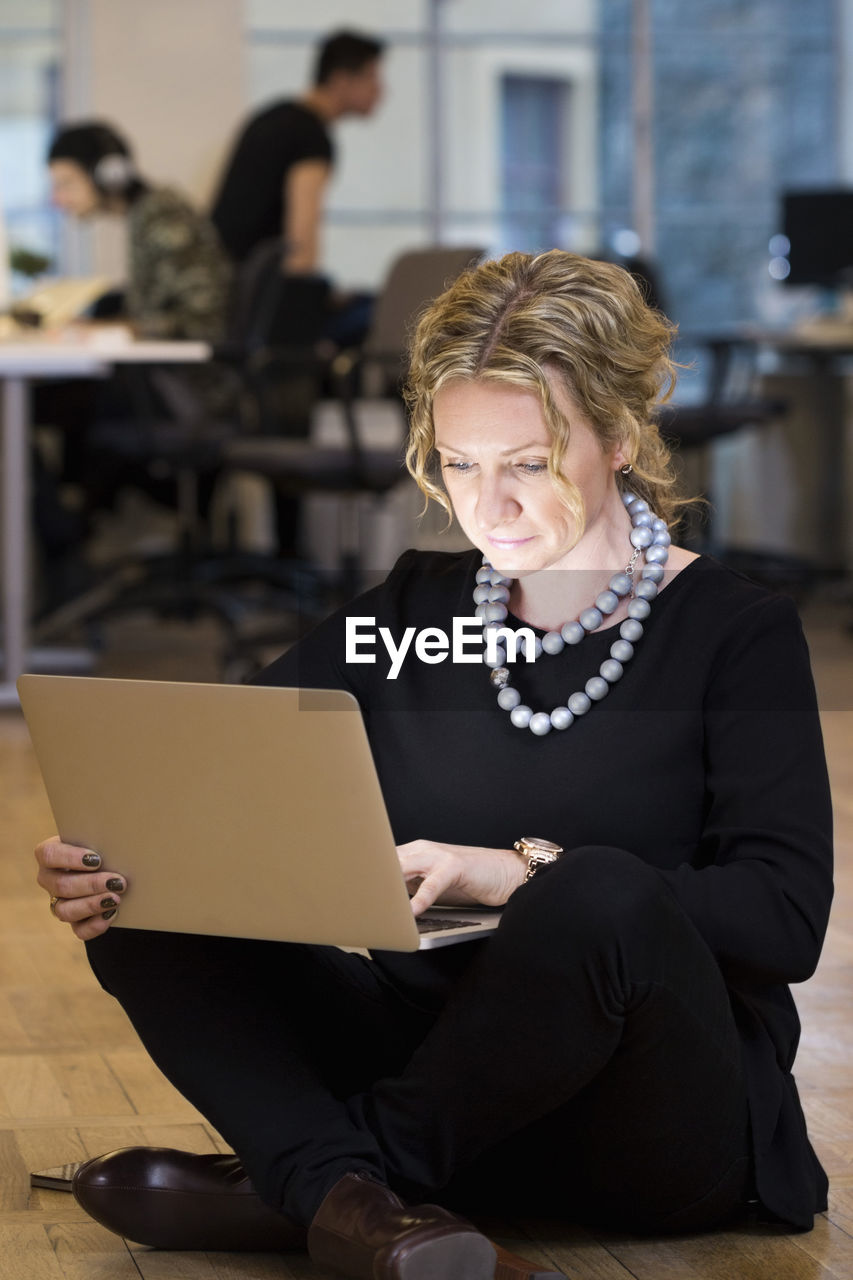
[226, 238, 330, 352]
[332, 246, 484, 457]
[362, 246, 485, 369]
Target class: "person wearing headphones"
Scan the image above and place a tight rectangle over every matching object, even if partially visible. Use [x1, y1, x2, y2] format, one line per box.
[37, 122, 236, 542]
[48, 121, 231, 346]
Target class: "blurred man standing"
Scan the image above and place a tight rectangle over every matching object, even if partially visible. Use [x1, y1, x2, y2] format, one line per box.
[211, 29, 384, 271]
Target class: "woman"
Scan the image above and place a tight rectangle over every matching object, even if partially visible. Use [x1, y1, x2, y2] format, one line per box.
[35, 251, 833, 1280]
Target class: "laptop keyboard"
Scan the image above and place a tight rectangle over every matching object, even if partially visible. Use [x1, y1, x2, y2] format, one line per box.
[416, 915, 484, 934]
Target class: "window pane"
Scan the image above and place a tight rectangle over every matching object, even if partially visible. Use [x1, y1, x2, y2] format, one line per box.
[0, 3, 60, 281]
[599, 0, 838, 333]
[500, 75, 568, 254]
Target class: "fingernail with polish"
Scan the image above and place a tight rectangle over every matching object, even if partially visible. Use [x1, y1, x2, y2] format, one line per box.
[105, 878, 125, 893]
[100, 897, 117, 910]
[82, 852, 101, 868]
[102, 908, 117, 920]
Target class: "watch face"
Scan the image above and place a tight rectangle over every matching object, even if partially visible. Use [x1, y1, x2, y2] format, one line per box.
[523, 838, 563, 854]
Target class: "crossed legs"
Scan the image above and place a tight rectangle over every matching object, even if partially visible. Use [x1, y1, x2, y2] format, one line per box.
[84, 846, 750, 1233]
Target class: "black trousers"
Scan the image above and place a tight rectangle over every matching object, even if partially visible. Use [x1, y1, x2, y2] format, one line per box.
[85, 847, 752, 1231]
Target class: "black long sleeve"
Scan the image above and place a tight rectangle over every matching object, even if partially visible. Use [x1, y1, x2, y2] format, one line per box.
[258, 551, 832, 996]
[656, 591, 833, 988]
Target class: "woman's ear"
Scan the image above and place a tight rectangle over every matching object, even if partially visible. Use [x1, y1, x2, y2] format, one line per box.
[611, 443, 631, 472]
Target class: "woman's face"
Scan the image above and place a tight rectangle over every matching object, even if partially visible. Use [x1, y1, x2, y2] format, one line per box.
[49, 160, 100, 217]
[432, 376, 626, 578]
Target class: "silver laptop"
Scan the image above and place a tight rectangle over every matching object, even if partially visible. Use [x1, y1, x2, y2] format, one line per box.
[17, 675, 501, 952]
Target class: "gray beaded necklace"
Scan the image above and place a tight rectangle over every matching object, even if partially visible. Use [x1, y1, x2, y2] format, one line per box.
[474, 490, 670, 736]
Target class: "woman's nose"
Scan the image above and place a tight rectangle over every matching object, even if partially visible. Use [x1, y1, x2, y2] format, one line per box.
[475, 475, 519, 530]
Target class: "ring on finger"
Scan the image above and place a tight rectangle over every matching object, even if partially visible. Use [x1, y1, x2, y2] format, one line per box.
[49, 895, 61, 917]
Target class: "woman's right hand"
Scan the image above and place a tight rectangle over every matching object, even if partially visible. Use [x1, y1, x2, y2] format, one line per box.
[35, 837, 127, 941]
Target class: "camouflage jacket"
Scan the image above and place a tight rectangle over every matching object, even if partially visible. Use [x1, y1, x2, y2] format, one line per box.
[126, 186, 231, 342]
[126, 187, 237, 416]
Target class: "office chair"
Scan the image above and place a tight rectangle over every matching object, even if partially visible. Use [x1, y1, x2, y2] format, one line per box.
[222, 245, 486, 599]
[32, 246, 334, 656]
[659, 337, 786, 463]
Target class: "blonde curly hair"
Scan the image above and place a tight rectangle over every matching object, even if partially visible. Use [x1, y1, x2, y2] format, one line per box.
[405, 249, 687, 533]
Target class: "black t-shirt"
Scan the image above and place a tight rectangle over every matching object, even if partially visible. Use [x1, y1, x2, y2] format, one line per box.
[211, 100, 334, 262]
[256, 548, 834, 1229]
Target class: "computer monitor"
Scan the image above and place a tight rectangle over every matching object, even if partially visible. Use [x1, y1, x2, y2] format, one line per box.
[781, 189, 853, 287]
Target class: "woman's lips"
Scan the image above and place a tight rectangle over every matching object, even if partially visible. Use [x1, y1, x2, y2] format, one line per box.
[487, 535, 534, 548]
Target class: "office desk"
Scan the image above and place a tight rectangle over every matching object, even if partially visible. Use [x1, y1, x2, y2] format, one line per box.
[749, 326, 853, 574]
[0, 334, 211, 707]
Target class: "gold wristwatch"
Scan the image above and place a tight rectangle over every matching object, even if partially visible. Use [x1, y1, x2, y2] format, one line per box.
[513, 837, 564, 881]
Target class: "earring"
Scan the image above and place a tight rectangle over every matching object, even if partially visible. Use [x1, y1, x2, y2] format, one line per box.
[620, 462, 634, 475]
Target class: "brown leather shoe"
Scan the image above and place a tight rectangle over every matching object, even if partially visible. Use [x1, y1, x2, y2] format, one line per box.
[308, 1170, 499, 1279]
[71, 1147, 306, 1251]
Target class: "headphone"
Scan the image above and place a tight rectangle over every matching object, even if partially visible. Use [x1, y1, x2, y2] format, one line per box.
[92, 151, 136, 193]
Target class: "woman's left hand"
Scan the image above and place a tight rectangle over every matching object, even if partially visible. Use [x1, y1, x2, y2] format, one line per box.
[397, 840, 526, 916]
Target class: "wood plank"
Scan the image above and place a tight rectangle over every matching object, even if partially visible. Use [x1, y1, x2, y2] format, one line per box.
[490, 1220, 637, 1279]
[824, 1182, 853, 1240]
[130, 1251, 309, 1280]
[0, 933, 91, 992]
[74, 1121, 220, 1158]
[0, 1057, 75, 1121]
[47, 1221, 142, 1280]
[0, 990, 37, 1051]
[13, 1123, 89, 1178]
[0, 1223, 67, 1280]
[0, 1114, 221, 1133]
[0, 1053, 135, 1121]
[0, 1128, 38, 1211]
[7, 985, 140, 1052]
[788, 1211, 853, 1276]
[604, 1223, 842, 1280]
[104, 1050, 206, 1119]
[122, 1250, 224, 1279]
[52, 1054, 137, 1118]
[0, 1209, 91, 1227]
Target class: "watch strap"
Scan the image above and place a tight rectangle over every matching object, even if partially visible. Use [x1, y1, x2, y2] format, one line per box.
[513, 837, 564, 881]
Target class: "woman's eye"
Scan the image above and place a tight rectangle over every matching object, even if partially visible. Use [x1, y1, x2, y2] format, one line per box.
[439, 459, 547, 475]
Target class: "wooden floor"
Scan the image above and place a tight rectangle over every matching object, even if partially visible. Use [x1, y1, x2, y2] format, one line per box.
[1, 598, 851, 1279]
